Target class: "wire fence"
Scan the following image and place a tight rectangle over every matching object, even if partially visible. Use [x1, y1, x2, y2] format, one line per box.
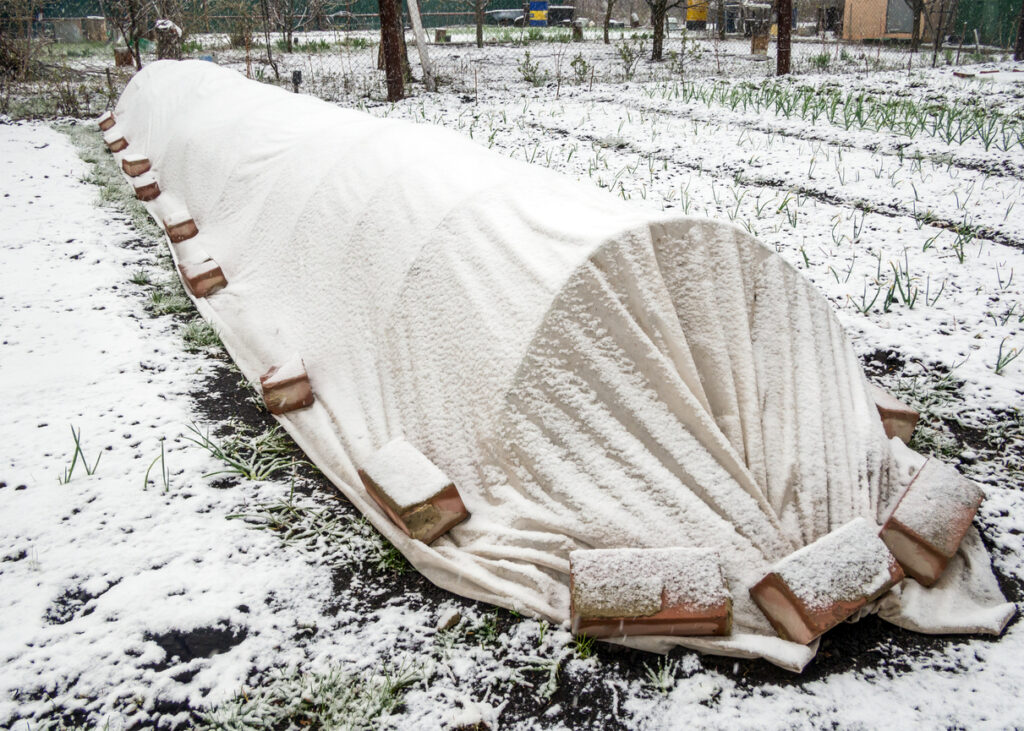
[2, 1, 1021, 115]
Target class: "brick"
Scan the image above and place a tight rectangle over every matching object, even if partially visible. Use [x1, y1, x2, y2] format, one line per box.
[121, 154, 151, 177]
[259, 355, 315, 415]
[750, 518, 903, 645]
[870, 384, 919, 444]
[132, 173, 161, 201]
[178, 258, 227, 298]
[880, 459, 984, 587]
[97, 111, 115, 131]
[358, 439, 469, 544]
[103, 128, 128, 153]
[163, 211, 198, 243]
[569, 547, 732, 638]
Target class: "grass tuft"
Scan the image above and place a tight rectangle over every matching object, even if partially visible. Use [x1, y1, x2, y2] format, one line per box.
[181, 319, 223, 353]
[58, 425, 102, 484]
[185, 422, 296, 481]
[198, 662, 421, 731]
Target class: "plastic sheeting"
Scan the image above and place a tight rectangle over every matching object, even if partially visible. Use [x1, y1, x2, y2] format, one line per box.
[110, 61, 1014, 671]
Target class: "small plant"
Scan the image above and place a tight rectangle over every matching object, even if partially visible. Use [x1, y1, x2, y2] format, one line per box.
[616, 38, 645, 81]
[198, 662, 421, 730]
[148, 289, 192, 315]
[570, 52, 591, 84]
[467, 610, 500, 644]
[143, 438, 170, 492]
[185, 422, 296, 481]
[58, 425, 102, 484]
[373, 541, 410, 574]
[181, 319, 222, 352]
[129, 269, 152, 286]
[340, 36, 371, 49]
[995, 338, 1021, 375]
[810, 52, 830, 70]
[518, 50, 548, 86]
[644, 657, 677, 694]
[573, 634, 595, 659]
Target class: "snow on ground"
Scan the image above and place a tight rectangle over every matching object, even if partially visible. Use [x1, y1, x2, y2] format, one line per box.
[1, 44, 1023, 729]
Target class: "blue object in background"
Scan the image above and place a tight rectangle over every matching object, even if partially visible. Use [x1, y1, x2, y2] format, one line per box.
[200, 54, 214, 62]
[529, 0, 548, 26]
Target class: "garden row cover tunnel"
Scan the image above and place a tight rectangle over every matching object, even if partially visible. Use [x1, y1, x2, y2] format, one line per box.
[109, 60, 1012, 671]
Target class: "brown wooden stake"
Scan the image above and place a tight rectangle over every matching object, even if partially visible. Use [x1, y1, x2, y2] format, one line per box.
[776, 0, 792, 76]
[378, 0, 405, 101]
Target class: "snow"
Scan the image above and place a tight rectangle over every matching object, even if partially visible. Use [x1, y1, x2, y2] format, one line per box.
[0, 122, 335, 728]
[181, 258, 221, 279]
[1, 39, 1023, 729]
[132, 170, 158, 188]
[773, 518, 895, 610]
[261, 353, 306, 387]
[362, 439, 452, 510]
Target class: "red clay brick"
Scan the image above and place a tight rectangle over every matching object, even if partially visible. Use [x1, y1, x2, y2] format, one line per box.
[163, 212, 198, 243]
[870, 384, 919, 444]
[569, 547, 732, 638]
[259, 356, 315, 415]
[358, 439, 469, 544]
[750, 518, 903, 645]
[880, 459, 984, 586]
[121, 154, 151, 177]
[132, 174, 160, 202]
[178, 259, 226, 298]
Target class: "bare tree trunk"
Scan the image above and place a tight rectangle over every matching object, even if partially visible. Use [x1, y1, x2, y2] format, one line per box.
[604, 0, 615, 43]
[931, 0, 948, 67]
[128, 0, 142, 69]
[911, 0, 923, 51]
[651, 3, 665, 59]
[259, 0, 280, 79]
[1015, 0, 1024, 61]
[717, 0, 725, 39]
[379, 0, 404, 101]
[776, 0, 791, 74]
[475, 2, 484, 48]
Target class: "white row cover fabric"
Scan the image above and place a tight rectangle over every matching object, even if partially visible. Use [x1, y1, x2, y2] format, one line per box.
[111, 61, 1014, 671]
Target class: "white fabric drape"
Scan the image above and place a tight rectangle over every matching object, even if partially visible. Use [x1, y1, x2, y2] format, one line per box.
[111, 61, 1014, 671]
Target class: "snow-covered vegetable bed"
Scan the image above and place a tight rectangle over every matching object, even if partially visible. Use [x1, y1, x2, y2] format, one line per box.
[1, 52, 1022, 730]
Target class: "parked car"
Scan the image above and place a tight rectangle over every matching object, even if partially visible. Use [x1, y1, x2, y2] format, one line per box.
[485, 8, 525, 26]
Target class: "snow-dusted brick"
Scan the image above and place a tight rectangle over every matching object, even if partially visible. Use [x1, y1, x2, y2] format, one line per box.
[870, 384, 919, 444]
[569, 548, 732, 638]
[102, 127, 127, 153]
[259, 355, 315, 415]
[880, 459, 984, 587]
[121, 154, 151, 177]
[750, 518, 903, 645]
[163, 211, 198, 243]
[132, 172, 160, 201]
[178, 258, 226, 298]
[97, 111, 115, 131]
[358, 439, 469, 544]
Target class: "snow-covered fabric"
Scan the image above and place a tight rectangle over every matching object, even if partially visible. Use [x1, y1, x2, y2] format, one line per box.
[110, 60, 1014, 671]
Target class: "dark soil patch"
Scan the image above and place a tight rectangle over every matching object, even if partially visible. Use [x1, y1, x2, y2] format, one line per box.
[144, 621, 249, 671]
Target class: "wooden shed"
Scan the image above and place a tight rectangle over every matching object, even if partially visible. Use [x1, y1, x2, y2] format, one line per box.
[843, 0, 922, 40]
